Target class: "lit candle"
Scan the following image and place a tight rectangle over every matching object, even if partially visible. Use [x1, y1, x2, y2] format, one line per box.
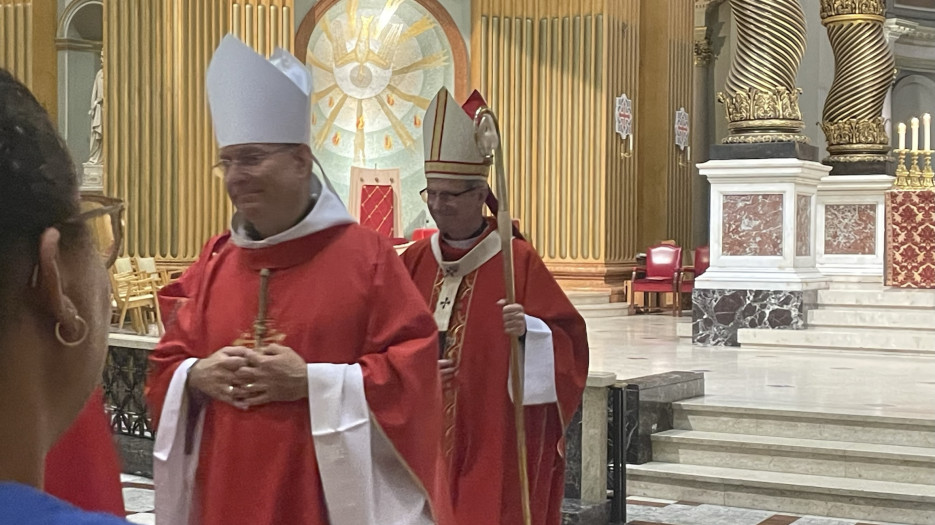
[898, 122, 907, 150]
[924, 113, 932, 151]
[911, 117, 919, 152]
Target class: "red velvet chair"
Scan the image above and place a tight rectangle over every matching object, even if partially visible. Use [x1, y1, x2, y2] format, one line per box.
[677, 246, 710, 314]
[629, 244, 683, 316]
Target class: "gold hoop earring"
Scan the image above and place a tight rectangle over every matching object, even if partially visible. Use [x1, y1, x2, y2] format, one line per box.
[55, 315, 89, 347]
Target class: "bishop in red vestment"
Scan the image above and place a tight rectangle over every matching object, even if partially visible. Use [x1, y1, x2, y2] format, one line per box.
[401, 88, 590, 525]
[145, 35, 453, 525]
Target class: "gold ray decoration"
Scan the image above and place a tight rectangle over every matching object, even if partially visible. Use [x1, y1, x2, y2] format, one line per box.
[312, 83, 340, 104]
[375, 94, 415, 148]
[386, 84, 431, 109]
[400, 15, 435, 43]
[355, 99, 366, 163]
[346, 0, 358, 37]
[315, 92, 349, 148]
[394, 50, 448, 75]
[306, 52, 332, 72]
[375, 0, 405, 33]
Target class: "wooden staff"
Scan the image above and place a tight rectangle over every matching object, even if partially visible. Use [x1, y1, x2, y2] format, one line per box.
[254, 269, 271, 353]
[473, 106, 532, 525]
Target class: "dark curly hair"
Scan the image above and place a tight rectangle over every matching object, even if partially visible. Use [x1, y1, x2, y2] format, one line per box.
[0, 68, 84, 319]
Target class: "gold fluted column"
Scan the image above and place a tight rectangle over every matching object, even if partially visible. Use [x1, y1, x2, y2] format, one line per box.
[636, 0, 695, 253]
[717, 0, 808, 144]
[0, 0, 57, 117]
[472, 0, 641, 296]
[819, 0, 893, 167]
[104, 0, 293, 266]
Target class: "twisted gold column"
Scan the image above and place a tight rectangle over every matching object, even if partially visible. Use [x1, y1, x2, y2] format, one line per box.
[819, 0, 893, 164]
[717, 0, 808, 143]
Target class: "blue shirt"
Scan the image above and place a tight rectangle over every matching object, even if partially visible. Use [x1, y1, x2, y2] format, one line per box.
[0, 482, 129, 524]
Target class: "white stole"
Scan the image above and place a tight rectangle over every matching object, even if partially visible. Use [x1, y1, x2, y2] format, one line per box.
[153, 363, 433, 524]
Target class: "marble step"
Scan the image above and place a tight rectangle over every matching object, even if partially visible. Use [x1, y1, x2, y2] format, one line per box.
[817, 288, 935, 309]
[736, 326, 935, 354]
[575, 302, 630, 319]
[672, 402, 935, 448]
[827, 276, 884, 291]
[808, 308, 935, 332]
[651, 429, 935, 484]
[626, 462, 935, 525]
[567, 291, 611, 306]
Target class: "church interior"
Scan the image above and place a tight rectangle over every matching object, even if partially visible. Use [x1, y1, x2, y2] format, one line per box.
[2, 0, 935, 523]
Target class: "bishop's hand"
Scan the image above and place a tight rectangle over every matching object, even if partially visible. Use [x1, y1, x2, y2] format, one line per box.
[232, 343, 309, 408]
[498, 299, 527, 337]
[187, 346, 251, 408]
[439, 359, 458, 383]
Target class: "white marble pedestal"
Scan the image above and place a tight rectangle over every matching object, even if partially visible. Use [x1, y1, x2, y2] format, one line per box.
[692, 158, 831, 346]
[81, 162, 104, 193]
[816, 174, 893, 278]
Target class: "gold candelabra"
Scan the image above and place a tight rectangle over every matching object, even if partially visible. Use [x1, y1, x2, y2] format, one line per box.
[893, 149, 934, 189]
[893, 114, 934, 189]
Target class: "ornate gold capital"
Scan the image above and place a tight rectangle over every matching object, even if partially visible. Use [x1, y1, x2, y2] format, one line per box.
[717, 87, 803, 123]
[820, 118, 889, 148]
[820, 0, 885, 19]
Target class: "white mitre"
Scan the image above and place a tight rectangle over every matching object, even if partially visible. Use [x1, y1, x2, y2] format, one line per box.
[422, 87, 490, 181]
[206, 34, 312, 147]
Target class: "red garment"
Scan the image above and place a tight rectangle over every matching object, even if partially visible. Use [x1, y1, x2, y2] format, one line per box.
[401, 224, 589, 525]
[44, 388, 125, 516]
[147, 224, 454, 525]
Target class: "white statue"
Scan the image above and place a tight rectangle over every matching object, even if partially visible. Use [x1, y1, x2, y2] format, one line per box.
[88, 52, 103, 165]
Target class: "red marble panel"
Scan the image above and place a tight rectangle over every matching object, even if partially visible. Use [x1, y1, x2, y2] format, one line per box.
[796, 194, 811, 256]
[885, 190, 935, 289]
[824, 204, 876, 255]
[722, 194, 784, 256]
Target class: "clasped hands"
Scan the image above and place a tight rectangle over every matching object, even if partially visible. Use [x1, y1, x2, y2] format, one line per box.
[187, 344, 308, 410]
[439, 300, 526, 382]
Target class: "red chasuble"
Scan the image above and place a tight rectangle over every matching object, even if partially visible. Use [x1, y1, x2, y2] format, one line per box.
[147, 224, 453, 525]
[401, 224, 589, 525]
[44, 388, 125, 516]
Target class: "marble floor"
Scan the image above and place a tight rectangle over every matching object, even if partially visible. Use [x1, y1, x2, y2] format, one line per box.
[114, 314, 934, 524]
[587, 314, 935, 420]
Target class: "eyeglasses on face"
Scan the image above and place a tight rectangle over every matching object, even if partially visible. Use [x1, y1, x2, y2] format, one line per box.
[212, 144, 297, 178]
[63, 195, 125, 269]
[419, 186, 479, 203]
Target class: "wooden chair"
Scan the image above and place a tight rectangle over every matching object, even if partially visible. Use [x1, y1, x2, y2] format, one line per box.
[110, 268, 164, 336]
[629, 244, 683, 316]
[135, 257, 169, 288]
[113, 257, 133, 275]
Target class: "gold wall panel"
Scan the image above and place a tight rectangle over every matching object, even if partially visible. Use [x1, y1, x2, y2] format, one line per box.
[636, 0, 693, 254]
[472, 0, 640, 289]
[104, 0, 293, 264]
[0, 0, 56, 117]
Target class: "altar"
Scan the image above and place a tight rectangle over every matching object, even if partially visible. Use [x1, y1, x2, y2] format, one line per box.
[885, 189, 935, 289]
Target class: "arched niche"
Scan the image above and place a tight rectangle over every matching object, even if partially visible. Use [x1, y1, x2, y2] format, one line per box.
[892, 74, 935, 133]
[57, 0, 103, 176]
[293, 0, 469, 237]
